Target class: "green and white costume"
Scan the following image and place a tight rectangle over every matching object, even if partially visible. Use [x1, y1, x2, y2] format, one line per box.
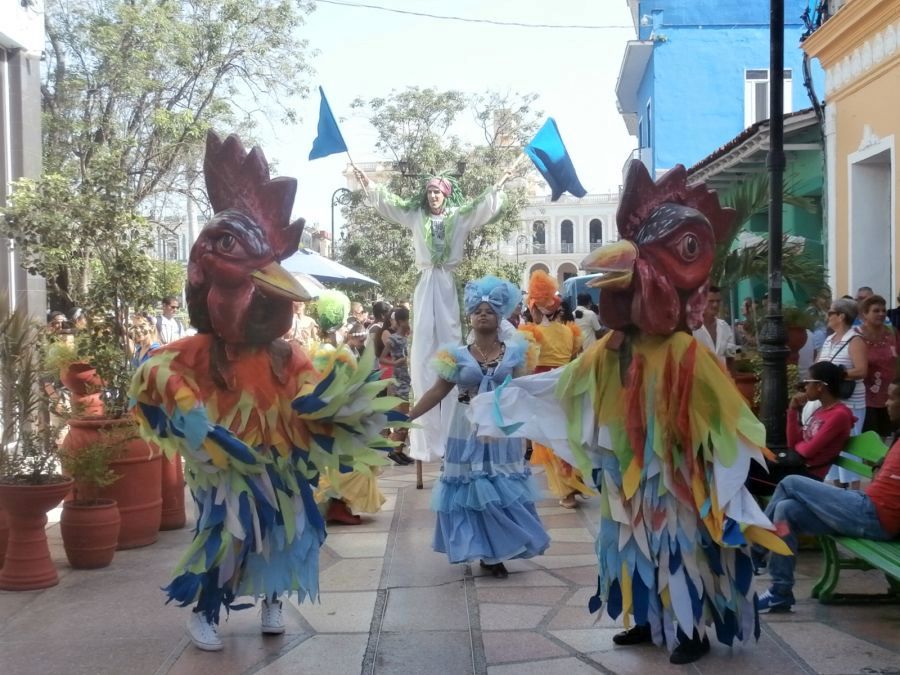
[367, 184, 505, 461]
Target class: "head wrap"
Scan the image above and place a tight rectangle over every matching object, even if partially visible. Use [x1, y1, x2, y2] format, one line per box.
[463, 275, 520, 319]
[426, 177, 452, 197]
[526, 270, 561, 315]
[316, 289, 350, 333]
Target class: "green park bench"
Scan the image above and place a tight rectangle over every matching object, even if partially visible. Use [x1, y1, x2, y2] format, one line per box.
[811, 431, 900, 604]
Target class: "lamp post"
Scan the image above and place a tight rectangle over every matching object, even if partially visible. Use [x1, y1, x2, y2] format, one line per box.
[759, 0, 789, 454]
[515, 234, 529, 266]
[330, 187, 352, 260]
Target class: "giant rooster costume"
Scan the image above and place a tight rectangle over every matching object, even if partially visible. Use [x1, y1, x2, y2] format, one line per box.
[470, 162, 790, 664]
[129, 132, 400, 650]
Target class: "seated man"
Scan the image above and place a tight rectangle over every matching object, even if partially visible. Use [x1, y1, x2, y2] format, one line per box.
[747, 361, 854, 495]
[756, 376, 900, 612]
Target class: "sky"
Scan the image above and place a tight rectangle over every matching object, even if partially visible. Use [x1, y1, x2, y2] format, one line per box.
[253, 0, 637, 235]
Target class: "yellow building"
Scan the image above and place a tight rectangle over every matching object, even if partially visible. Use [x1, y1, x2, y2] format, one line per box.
[802, 0, 900, 298]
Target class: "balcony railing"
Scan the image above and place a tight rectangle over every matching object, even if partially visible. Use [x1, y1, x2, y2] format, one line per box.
[589, 241, 603, 251]
[532, 243, 546, 254]
[560, 243, 574, 254]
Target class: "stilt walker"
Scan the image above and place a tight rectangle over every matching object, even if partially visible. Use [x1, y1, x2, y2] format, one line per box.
[353, 168, 510, 462]
[470, 162, 792, 665]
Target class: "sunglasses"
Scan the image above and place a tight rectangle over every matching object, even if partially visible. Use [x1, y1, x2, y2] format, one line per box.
[801, 379, 825, 386]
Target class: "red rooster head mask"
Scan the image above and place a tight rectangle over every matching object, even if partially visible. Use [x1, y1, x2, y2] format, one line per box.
[187, 132, 309, 345]
[582, 162, 735, 336]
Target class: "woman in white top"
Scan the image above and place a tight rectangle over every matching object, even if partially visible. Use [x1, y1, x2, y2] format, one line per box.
[818, 297, 868, 488]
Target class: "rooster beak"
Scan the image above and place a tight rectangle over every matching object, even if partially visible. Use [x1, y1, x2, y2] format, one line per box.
[251, 262, 313, 301]
[581, 240, 638, 289]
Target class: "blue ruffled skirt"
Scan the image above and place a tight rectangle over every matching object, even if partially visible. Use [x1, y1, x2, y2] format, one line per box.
[432, 405, 550, 564]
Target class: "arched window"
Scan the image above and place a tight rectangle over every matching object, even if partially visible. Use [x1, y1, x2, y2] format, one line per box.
[558, 262, 578, 284]
[532, 220, 546, 254]
[528, 263, 550, 277]
[589, 219, 603, 250]
[560, 219, 574, 253]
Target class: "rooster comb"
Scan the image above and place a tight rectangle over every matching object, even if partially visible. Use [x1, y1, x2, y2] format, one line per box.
[616, 162, 735, 244]
[203, 131, 304, 260]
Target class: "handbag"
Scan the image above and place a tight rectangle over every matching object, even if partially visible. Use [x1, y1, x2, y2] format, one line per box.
[825, 334, 858, 400]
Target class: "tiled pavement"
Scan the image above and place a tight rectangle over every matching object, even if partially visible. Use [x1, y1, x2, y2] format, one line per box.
[1, 464, 899, 674]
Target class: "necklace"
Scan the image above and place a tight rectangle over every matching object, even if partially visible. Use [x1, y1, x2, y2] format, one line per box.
[472, 340, 500, 362]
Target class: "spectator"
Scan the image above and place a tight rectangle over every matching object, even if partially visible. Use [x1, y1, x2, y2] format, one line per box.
[692, 285, 736, 368]
[747, 361, 853, 495]
[344, 321, 368, 358]
[385, 307, 413, 465]
[156, 295, 186, 345]
[573, 292, 604, 351]
[508, 301, 523, 329]
[756, 376, 900, 613]
[887, 289, 900, 328]
[47, 311, 67, 336]
[69, 307, 88, 333]
[820, 297, 868, 489]
[368, 301, 392, 362]
[285, 300, 318, 349]
[856, 286, 874, 302]
[859, 295, 897, 438]
[129, 313, 161, 368]
[350, 302, 369, 327]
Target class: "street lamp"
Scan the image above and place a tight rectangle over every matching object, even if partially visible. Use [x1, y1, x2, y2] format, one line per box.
[330, 187, 352, 260]
[759, 0, 789, 455]
[515, 234, 529, 266]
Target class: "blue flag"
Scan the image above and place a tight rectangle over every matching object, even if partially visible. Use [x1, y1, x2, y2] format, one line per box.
[309, 87, 348, 160]
[525, 118, 587, 201]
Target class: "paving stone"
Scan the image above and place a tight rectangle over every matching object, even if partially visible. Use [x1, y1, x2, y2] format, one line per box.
[290, 591, 376, 633]
[475, 586, 568, 607]
[550, 627, 620, 653]
[772, 621, 900, 674]
[546, 605, 602, 630]
[319, 558, 384, 591]
[480, 603, 552, 630]
[552, 565, 600, 586]
[587, 643, 690, 675]
[545, 527, 595, 543]
[382, 583, 469, 631]
[542, 541, 597, 556]
[0, 637, 176, 675]
[374, 630, 473, 674]
[473, 569, 567, 588]
[256, 633, 369, 674]
[168, 634, 292, 675]
[537, 506, 580, 516]
[535, 554, 599, 569]
[566, 586, 597, 607]
[482, 631, 569, 664]
[487, 656, 603, 674]
[695, 634, 810, 674]
[325, 531, 389, 559]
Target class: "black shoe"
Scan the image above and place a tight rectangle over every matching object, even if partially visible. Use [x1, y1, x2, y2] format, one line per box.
[492, 563, 509, 579]
[397, 453, 414, 465]
[387, 451, 409, 465]
[669, 634, 710, 665]
[612, 623, 652, 646]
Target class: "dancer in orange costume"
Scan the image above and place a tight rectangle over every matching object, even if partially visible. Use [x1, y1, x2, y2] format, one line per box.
[520, 270, 592, 508]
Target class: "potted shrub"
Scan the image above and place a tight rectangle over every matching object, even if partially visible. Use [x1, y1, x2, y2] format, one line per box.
[783, 306, 815, 365]
[0, 298, 74, 590]
[58, 430, 123, 569]
[731, 353, 760, 412]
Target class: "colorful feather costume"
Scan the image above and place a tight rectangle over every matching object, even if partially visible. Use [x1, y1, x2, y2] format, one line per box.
[470, 163, 790, 652]
[129, 132, 402, 624]
[522, 271, 591, 501]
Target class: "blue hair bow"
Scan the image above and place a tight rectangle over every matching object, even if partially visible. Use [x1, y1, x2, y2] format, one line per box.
[463, 276, 519, 318]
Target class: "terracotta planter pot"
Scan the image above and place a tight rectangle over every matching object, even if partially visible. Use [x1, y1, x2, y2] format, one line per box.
[62, 418, 162, 550]
[160, 455, 186, 531]
[60, 363, 105, 417]
[60, 499, 121, 569]
[732, 372, 759, 411]
[0, 507, 8, 568]
[0, 477, 74, 591]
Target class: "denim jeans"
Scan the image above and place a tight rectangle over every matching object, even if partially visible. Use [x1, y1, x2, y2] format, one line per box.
[765, 474, 891, 594]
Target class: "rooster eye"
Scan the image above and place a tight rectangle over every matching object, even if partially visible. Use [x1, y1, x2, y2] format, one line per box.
[677, 233, 700, 262]
[216, 233, 239, 254]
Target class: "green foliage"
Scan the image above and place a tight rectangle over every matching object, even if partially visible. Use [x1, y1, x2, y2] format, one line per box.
[0, 296, 63, 483]
[340, 88, 537, 301]
[148, 260, 187, 304]
[715, 172, 826, 296]
[59, 427, 128, 502]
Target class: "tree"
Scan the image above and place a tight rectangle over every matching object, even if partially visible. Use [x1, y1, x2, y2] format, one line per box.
[3, 0, 316, 310]
[339, 88, 540, 301]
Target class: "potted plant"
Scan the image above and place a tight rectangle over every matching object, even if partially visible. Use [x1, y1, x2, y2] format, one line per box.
[731, 353, 760, 412]
[783, 306, 815, 365]
[58, 428, 123, 569]
[0, 297, 74, 590]
[3, 171, 168, 549]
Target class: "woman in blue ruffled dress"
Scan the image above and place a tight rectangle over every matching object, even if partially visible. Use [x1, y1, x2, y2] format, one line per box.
[408, 275, 550, 578]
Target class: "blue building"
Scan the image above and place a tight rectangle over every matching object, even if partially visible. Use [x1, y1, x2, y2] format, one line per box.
[616, 0, 826, 175]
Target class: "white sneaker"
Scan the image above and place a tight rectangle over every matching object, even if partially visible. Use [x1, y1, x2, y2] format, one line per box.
[186, 612, 224, 651]
[261, 599, 285, 635]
